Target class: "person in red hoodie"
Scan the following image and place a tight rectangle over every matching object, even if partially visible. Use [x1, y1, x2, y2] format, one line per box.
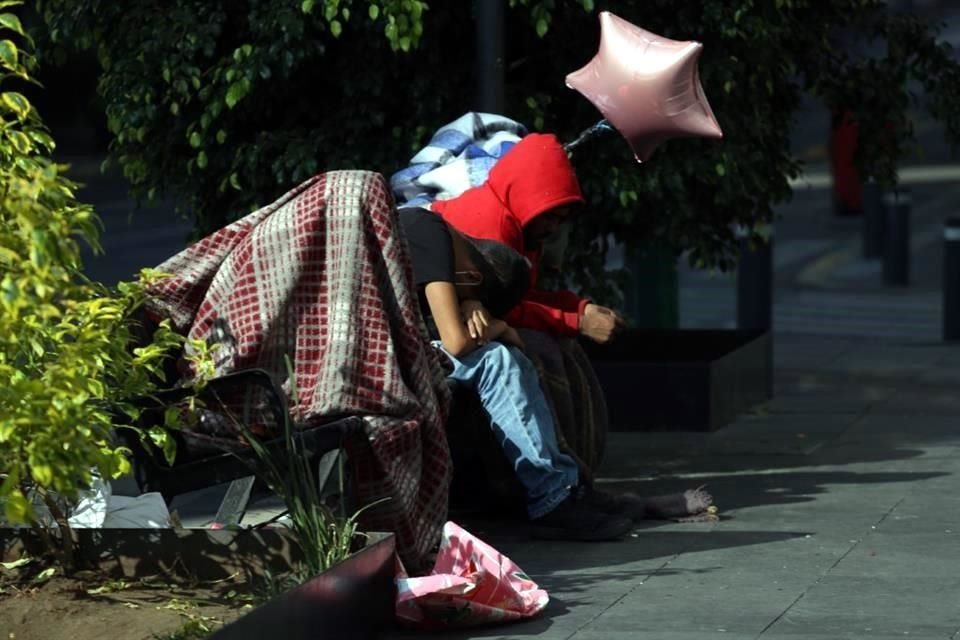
[430, 132, 625, 344]
[431, 132, 716, 522]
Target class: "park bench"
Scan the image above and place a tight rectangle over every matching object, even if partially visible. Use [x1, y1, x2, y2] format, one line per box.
[118, 367, 365, 527]
[119, 365, 523, 528]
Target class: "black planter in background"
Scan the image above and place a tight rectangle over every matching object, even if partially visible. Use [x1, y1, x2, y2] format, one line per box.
[584, 329, 773, 432]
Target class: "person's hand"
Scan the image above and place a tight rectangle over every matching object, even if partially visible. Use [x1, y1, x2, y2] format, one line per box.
[460, 299, 495, 343]
[579, 303, 625, 344]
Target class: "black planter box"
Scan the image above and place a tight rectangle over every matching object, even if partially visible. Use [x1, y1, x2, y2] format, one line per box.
[584, 329, 772, 432]
[210, 531, 397, 640]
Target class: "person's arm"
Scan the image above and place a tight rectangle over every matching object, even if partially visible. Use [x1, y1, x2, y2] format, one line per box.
[424, 283, 512, 357]
[503, 296, 625, 343]
[504, 298, 582, 336]
[424, 281, 477, 357]
[525, 288, 588, 313]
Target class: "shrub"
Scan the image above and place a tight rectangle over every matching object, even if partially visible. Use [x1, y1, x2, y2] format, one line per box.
[0, 0, 180, 568]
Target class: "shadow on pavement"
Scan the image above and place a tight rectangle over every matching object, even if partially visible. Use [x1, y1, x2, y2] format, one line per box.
[602, 470, 948, 512]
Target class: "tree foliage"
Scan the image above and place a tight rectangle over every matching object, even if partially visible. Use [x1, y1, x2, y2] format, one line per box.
[0, 0, 180, 555]
[35, 0, 960, 301]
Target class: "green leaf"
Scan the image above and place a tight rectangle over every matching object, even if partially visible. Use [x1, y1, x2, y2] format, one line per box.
[2, 490, 29, 524]
[188, 131, 202, 148]
[301, 0, 315, 13]
[229, 172, 241, 190]
[149, 426, 178, 466]
[715, 163, 726, 177]
[9, 129, 31, 153]
[0, 90, 29, 117]
[330, 19, 342, 37]
[196, 150, 208, 169]
[368, 4, 380, 20]
[0, 557, 32, 570]
[32, 464, 53, 486]
[163, 407, 181, 429]
[216, 129, 227, 144]
[0, 13, 24, 36]
[30, 128, 57, 150]
[0, 39, 17, 69]
[225, 82, 247, 108]
[535, 17, 548, 38]
[0, 246, 20, 264]
[33, 567, 56, 584]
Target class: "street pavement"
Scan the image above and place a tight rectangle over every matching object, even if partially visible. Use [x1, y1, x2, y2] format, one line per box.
[384, 330, 960, 639]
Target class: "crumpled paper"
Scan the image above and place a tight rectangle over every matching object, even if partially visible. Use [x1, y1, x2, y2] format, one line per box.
[395, 521, 549, 629]
[2, 475, 170, 529]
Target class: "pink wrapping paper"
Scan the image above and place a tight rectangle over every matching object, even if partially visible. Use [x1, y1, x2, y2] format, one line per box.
[395, 521, 549, 628]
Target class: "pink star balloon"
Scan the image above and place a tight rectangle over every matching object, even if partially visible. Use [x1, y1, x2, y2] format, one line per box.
[565, 11, 723, 162]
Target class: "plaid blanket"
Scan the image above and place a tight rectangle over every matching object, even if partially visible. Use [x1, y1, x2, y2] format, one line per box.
[390, 112, 527, 209]
[144, 171, 452, 570]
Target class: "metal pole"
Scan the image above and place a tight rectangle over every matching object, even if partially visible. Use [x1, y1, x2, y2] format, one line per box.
[861, 179, 883, 259]
[475, 0, 505, 114]
[943, 218, 960, 341]
[736, 225, 774, 332]
[882, 190, 911, 287]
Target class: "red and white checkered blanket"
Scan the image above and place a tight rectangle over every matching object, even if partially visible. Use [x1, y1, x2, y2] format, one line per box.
[145, 170, 452, 569]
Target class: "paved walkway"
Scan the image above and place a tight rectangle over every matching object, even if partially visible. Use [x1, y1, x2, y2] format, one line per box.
[385, 332, 960, 639]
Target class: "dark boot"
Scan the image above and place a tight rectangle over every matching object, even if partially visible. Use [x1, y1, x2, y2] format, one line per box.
[530, 490, 633, 541]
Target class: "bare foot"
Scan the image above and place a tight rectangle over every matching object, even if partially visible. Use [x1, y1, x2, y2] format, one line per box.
[642, 486, 716, 521]
[588, 486, 718, 522]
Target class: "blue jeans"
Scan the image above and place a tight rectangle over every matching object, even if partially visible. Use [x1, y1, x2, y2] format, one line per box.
[438, 342, 580, 519]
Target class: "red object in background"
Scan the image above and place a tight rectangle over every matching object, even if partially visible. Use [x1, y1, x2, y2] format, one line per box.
[830, 109, 863, 216]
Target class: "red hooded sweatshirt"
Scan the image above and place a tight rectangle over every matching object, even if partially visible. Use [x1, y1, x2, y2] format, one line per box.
[430, 133, 588, 336]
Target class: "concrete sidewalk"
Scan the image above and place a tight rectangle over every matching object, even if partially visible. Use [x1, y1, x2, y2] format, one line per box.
[388, 332, 960, 639]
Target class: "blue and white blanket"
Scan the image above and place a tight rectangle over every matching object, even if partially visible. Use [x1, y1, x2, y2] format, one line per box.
[390, 112, 528, 209]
